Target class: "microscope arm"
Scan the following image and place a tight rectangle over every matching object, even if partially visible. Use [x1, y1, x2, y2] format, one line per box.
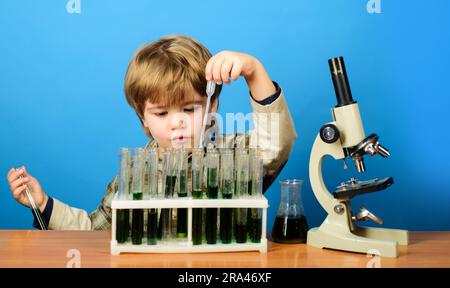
[309, 126, 345, 215]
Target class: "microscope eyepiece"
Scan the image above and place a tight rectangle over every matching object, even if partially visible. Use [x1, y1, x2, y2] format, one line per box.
[329, 57, 356, 107]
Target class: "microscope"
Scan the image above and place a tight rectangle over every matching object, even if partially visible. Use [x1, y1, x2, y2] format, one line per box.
[307, 57, 409, 258]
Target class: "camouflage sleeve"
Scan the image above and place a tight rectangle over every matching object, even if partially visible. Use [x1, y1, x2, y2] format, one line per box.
[88, 176, 118, 230]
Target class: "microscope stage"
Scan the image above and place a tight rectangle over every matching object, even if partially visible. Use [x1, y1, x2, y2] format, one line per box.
[333, 177, 394, 199]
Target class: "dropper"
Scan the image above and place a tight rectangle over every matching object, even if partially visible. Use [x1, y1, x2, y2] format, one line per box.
[199, 80, 216, 148]
[16, 168, 47, 230]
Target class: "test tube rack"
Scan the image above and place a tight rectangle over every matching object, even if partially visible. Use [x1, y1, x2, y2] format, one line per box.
[110, 196, 268, 254]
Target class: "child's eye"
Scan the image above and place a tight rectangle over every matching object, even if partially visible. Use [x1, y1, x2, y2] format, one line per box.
[154, 111, 167, 117]
[184, 106, 200, 113]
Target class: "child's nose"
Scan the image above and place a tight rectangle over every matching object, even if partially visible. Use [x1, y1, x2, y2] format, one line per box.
[170, 115, 185, 131]
[171, 120, 183, 130]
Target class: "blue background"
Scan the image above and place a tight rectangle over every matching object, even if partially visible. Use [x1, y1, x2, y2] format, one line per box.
[1, 0, 449, 230]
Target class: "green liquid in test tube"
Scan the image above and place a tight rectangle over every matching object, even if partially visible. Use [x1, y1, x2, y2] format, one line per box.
[247, 148, 262, 243]
[192, 170, 203, 199]
[234, 149, 249, 243]
[131, 148, 145, 245]
[219, 148, 234, 244]
[158, 148, 177, 241]
[248, 148, 263, 243]
[205, 148, 219, 244]
[146, 147, 159, 245]
[116, 209, 130, 243]
[176, 148, 188, 238]
[191, 148, 203, 245]
[116, 148, 131, 244]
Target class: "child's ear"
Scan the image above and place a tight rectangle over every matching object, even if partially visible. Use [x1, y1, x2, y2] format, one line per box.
[142, 118, 149, 129]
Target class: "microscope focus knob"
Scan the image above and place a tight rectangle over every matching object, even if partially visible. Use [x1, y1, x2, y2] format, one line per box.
[320, 124, 340, 144]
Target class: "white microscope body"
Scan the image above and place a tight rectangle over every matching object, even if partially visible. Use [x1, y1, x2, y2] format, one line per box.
[307, 57, 409, 258]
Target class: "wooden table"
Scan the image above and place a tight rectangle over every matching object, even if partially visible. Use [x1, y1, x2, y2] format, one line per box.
[0, 230, 449, 268]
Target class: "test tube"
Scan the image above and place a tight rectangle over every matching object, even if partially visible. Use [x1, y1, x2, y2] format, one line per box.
[116, 148, 131, 244]
[131, 148, 145, 245]
[176, 147, 188, 239]
[205, 148, 219, 244]
[132, 148, 145, 200]
[158, 148, 177, 241]
[219, 148, 234, 244]
[234, 148, 249, 243]
[191, 148, 204, 245]
[248, 148, 263, 243]
[146, 147, 159, 245]
[118, 148, 131, 200]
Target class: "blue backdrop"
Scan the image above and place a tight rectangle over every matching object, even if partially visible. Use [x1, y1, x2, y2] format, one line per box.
[1, 0, 449, 230]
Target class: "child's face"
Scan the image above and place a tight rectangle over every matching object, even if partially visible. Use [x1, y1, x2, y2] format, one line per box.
[142, 90, 218, 149]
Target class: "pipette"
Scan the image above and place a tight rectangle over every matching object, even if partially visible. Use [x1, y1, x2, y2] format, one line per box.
[199, 80, 216, 148]
[16, 168, 47, 230]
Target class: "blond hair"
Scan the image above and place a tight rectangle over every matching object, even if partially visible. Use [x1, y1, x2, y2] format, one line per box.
[124, 35, 221, 136]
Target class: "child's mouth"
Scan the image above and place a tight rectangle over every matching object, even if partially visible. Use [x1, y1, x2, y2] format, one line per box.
[171, 136, 189, 142]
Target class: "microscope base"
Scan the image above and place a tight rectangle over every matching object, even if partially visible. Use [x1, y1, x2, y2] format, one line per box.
[307, 221, 409, 258]
[353, 226, 409, 245]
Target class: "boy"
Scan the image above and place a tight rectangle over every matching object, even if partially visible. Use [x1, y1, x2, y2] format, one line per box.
[7, 35, 297, 230]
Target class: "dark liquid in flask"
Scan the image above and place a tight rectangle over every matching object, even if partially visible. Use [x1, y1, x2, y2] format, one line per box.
[271, 215, 308, 243]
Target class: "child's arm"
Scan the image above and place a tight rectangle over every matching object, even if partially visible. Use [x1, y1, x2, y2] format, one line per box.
[205, 51, 276, 101]
[7, 166, 117, 230]
[207, 51, 297, 192]
[49, 177, 117, 230]
[247, 83, 297, 192]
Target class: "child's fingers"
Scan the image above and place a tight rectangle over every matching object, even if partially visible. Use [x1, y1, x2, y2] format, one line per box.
[7, 167, 23, 183]
[212, 56, 226, 84]
[205, 60, 212, 80]
[10, 176, 29, 191]
[230, 61, 242, 81]
[22, 166, 31, 178]
[7, 169, 24, 186]
[12, 184, 27, 200]
[7, 168, 15, 180]
[205, 54, 219, 81]
[221, 60, 233, 84]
